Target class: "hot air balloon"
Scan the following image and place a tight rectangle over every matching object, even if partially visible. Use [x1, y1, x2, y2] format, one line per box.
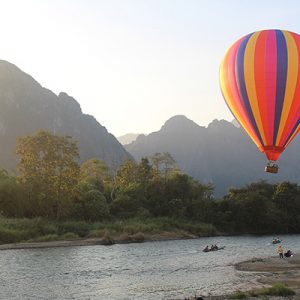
[220, 29, 300, 173]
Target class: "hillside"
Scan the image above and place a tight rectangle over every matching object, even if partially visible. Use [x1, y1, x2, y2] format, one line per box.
[125, 115, 300, 196]
[0, 60, 131, 171]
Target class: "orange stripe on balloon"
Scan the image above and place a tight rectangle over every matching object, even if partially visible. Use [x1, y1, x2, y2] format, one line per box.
[220, 39, 262, 148]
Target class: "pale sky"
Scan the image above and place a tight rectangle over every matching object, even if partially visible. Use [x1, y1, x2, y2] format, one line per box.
[0, 0, 299, 136]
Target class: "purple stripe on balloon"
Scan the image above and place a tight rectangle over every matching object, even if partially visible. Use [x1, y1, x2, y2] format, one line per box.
[235, 33, 264, 145]
[273, 30, 288, 145]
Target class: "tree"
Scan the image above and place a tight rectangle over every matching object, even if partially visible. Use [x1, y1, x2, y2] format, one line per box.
[0, 170, 24, 217]
[80, 158, 109, 192]
[116, 159, 139, 188]
[16, 130, 80, 219]
[273, 182, 300, 232]
[150, 152, 179, 181]
[73, 181, 109, 221]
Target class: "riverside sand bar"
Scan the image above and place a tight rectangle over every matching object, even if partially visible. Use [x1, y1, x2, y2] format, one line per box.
[235, 253, 300, 296]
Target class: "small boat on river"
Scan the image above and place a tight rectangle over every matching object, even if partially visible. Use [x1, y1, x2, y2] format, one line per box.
[203, 246, 225, 252]
[272, 238, 281, 244]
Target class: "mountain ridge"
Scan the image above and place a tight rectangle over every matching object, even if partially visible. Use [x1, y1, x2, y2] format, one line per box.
[0, 60, 132, 171]
[125, 115, 300, 197]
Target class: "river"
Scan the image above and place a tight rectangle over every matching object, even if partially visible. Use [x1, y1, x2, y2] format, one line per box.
[1, 234, 300, 299]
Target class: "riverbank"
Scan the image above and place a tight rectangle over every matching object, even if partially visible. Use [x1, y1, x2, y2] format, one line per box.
[0, 230, 201, 250]
[236, 254, 300, 294]
[183, 254, 300, 300]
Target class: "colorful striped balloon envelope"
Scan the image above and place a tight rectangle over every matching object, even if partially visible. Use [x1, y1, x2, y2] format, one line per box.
[220, 29, 300, 166]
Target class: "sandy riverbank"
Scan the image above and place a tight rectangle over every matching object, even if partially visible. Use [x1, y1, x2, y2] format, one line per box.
[235, 253, 300, 294]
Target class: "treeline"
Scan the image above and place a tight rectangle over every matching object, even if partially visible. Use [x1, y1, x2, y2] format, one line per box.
[0, 130, 300, 235]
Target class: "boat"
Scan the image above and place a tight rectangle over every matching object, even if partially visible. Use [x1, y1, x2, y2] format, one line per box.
[203, 246, 225, 252]
[272, 239, 281, 244]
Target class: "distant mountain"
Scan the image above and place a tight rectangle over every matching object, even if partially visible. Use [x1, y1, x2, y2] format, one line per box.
[118, 133, 141, 145]
[0, 60, 132, 171]
[125, 115, 300, 197]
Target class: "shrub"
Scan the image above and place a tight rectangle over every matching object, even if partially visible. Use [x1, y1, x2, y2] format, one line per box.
[128, 232, 145, 243]
[0, 228, 29, 243]
[229, 291, 248, 299]
[57, 221, 90, 237]
[32, 234, 59, 242]
[62, 232, 79, 240]
[262, 283, 295, 296]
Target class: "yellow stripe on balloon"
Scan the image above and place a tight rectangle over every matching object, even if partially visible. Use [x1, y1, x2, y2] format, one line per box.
[243, 31, 267, 145]
[220, 49, 262, 149]
[276, 31, 299, 145]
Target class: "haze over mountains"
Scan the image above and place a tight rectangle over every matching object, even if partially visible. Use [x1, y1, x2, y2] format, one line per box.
[0, 60, 131, 171]
[117, 133, 141, 145]
[1, 60, 299, 197]
[125, 115, 300, 197]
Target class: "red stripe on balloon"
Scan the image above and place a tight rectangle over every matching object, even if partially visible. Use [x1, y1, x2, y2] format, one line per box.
[264, 30, 277, 146]
[254, 30, 268, 146]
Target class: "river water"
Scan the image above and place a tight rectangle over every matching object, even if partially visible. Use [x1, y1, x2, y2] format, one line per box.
[1, 234, 300, 300]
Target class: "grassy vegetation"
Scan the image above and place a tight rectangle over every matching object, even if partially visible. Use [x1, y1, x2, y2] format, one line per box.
[0, 217, 218, 244]
[261, 283, 296, 296]
[227, 283, 296, 299]
[229, 291, 248, 299]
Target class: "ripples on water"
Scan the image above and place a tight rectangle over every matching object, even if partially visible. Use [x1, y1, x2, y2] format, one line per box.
[1, 234, 300, 299]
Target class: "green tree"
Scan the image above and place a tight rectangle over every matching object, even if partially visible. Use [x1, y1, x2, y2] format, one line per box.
[73, 181, 109, 221]
[150, 152, 178, 181]
[273, 182, 300, 232]
[16, 130, 80, 219]
[0, 170, 24, 217]
[80, 158, 109, 192]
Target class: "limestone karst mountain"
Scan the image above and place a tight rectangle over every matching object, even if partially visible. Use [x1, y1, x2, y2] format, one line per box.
[0, 60, 131, 171]
[125, 115, 300, 197]
[117, 133, 141, 145]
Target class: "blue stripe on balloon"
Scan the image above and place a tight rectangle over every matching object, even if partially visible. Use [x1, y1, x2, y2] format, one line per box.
[235, 33, 264, 145]
[273, 30, 288, 145]
[283, 118, 300, 147]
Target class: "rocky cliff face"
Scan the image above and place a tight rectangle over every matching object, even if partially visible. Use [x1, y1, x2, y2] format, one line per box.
[0, 60, 131, 171]
[125, 115, 300, 197]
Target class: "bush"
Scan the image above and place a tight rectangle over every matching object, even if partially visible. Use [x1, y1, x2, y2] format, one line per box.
[262, 283, 295, 296]
[229, 291, 248, 299]
[102, 231, 115, 245]
[0, 228, 28, 243]
[32, 234, 59, 242]
[62, 232, 79, 240]
[73, 189, 109, 221]
[128, 232, 145, 243]
[57, 221, 90, 237]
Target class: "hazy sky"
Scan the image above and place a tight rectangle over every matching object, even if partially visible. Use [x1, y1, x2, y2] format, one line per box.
[0, 0, 299, 136]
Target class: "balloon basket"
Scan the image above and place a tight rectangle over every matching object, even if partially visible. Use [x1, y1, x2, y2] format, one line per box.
[265, 164, 278, 174]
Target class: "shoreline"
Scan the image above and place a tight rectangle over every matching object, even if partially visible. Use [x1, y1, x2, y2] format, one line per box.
[0, 231, 200, 251]
[235, 254, 300, 292]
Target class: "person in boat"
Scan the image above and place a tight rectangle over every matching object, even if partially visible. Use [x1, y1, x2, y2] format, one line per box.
[210, 244, 218, 251]
[284, 249, 293, 258]
[204, 245, 209, 252]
